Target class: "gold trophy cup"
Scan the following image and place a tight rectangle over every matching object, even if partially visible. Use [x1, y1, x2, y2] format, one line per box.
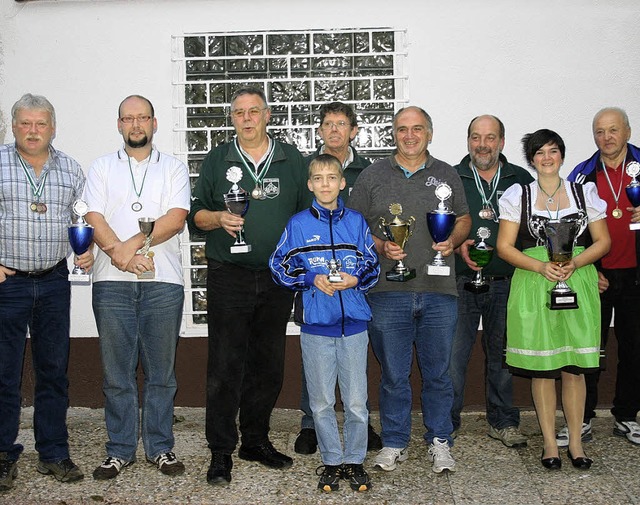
[379, 203, 416, 282]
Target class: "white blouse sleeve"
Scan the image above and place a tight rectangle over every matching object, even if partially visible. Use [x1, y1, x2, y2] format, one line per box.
[582, 181, 607, 222]
[498, 183, 524, 223]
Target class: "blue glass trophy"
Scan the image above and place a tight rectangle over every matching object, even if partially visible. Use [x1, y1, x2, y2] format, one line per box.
[625, 161, 640, 231]
[426, 183, 456, 276]
[68, 199, 94, 283]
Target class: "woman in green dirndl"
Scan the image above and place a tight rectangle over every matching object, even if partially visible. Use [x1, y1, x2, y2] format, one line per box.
[497, 129, 610, 470]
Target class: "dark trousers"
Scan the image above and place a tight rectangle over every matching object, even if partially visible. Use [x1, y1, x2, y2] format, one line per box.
[585, 268, 640, 422]
[0, 262, 71, 462]
[205, 262, 293, 454]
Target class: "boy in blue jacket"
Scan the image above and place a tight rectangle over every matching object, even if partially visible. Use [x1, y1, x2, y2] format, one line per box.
[270, 154, 379, 492]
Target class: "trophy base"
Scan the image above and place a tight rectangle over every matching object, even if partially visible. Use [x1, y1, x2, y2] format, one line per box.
[547, 290, 579, 310]
[137, 271, 155, 280]
[68, 273, 91, 284]
[464, 281, 489, 294]
[427, 265, 450, 276]
[328, 274, 343, 283]
[386, 268, 416, 282]
[231, 243, 252, 254]
[630, 222, 640, 231]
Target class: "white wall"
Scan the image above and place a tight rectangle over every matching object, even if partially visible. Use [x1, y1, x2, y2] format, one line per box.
[1, 0, 639, 336]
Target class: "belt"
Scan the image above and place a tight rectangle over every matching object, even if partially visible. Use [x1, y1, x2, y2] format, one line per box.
[10, 259, 66, 278]
[485, 275, 510, 282]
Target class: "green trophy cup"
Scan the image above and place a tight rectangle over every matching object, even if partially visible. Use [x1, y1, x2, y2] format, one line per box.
[464, 227, 494, 294]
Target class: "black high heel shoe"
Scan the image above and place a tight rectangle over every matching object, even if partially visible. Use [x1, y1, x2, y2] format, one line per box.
[541, 450, 561, 470]
[567, 450, 593, 470]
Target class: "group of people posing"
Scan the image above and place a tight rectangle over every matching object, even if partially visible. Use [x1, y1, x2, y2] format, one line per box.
[0, 88, 638, 495]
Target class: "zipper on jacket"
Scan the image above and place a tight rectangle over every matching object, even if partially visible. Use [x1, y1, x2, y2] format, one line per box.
[329, 209, 346, 336]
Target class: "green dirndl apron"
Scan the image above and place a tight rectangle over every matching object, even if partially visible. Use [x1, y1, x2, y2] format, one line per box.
[505, 246, 601, 373]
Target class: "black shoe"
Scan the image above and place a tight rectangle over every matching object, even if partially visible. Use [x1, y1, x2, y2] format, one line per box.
[238, 441, 293, 469]
[207, 452, 232, 485]
[567, 450, 593, 470]
[367, 424, 382, 452]
[0, 453, 18, 492]
[341, 463, 372, 492]
[316, 464, 341, 492]
[294, 428, 318, 455]
[540, 450, 561, 470]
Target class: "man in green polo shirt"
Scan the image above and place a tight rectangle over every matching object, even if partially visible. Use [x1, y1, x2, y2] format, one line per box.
[188, 87, 310, 486]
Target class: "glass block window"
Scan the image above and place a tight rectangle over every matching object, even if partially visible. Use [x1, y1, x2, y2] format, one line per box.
[172, 28, 408, 333]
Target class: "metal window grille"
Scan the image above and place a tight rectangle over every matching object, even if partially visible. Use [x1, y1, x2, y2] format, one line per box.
[172, 28, 408, 334]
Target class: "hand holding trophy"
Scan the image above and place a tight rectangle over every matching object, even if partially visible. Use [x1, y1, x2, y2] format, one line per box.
[464, 227, 494, 293]
[224, 166, 252, 254]
[68, 199, 94, 283]
[625, 161, 640, 230]
[136, 217, 156, 279]
[379, 203, 416, 281]
[542, 216, 586, 310]
[426, 183, 456, 276]
[327, 258, 343, 283]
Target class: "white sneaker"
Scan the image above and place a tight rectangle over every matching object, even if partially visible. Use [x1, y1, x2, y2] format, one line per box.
[556, 421, 593, 448]
[613, 421, 640, 445]
[373, 446, 408, 471]
[427, 438, 456, 473]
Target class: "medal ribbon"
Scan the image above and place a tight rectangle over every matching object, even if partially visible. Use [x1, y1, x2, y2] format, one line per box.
[470, 162, 500, 222]
[601, 160, 625, 212]
[17, 153, 49, 201]
[127, 149, 153, 201]
[234, 137, 275, 188]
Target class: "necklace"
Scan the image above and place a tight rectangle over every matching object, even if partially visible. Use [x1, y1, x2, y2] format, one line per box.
[601, 160, 625, 219]
[128, 149, 152, 212]
[537, 178, 563, 204]
[537, 178, 563, 220]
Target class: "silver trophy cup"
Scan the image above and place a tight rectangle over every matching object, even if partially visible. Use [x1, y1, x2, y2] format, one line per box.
[136, 217, 156, 279]
[543, 218, 584, 310]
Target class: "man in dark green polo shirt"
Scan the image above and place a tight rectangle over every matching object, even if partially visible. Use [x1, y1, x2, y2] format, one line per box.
[451, 115, 533, 447]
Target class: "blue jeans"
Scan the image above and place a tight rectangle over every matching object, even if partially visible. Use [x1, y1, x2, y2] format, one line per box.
[367, 291, 457, 447]
[301, 331, 369, 466]
[205, 262, 293, 453]
[0, 262, 71, 462]
[450, 276, 519, 431]
[92, 281, 183, 461]
[299, 357, 373, 431]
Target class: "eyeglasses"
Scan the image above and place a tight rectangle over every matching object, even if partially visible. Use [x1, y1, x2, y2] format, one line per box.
[230, 107, 267, 119]
[321, 121, 350, 130]
[119, 115, 152, 124]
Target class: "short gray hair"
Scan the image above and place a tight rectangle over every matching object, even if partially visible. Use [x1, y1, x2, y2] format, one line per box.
[592, 107, 630, 131]
[393, 106, 433, 133]
[11, 93, 56, 127]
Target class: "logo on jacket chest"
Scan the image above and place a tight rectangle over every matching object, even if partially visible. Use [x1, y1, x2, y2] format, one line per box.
[263, 178, 280, 198]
